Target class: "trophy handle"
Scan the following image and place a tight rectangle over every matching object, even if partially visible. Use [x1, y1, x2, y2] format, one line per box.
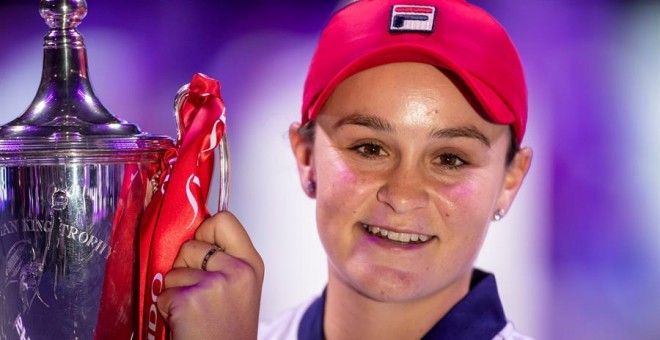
[217, 133, 230, 211]
[174, 84, 230, 212]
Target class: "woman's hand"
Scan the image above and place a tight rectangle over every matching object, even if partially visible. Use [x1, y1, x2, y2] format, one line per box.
[156, 211, 264, 340]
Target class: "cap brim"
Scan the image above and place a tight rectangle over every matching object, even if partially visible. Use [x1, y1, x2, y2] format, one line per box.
[307, 44, 518, 138]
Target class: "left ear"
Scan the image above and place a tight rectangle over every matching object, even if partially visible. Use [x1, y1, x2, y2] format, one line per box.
[495, 147, 533, 215]
[289, 122, 317, 199]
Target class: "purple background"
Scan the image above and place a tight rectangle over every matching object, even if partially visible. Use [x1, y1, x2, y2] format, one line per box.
[1, 0, 659, 338]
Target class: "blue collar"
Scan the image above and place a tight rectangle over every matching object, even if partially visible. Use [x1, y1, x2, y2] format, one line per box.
[298, 269, 507, 340]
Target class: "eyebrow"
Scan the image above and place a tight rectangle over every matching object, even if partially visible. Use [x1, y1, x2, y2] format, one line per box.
[333, 113, 394, 133]
[334, 113, 490, 147]
[429, 126, 491, 147]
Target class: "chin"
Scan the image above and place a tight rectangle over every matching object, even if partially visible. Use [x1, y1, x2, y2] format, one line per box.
[339, 258, 473, 306]
[348, 264, 432, 303]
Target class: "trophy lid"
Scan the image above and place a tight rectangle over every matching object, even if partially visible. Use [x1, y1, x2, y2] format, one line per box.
[0, 0, 173, 164]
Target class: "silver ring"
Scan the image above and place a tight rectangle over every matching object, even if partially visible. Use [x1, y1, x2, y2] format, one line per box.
[201, 244, 223, 271]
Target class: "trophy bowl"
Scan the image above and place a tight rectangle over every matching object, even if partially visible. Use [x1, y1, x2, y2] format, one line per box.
[0, 1, 174, 339]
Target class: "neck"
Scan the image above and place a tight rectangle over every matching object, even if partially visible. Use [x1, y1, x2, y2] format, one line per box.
[323, 266, 472, 340]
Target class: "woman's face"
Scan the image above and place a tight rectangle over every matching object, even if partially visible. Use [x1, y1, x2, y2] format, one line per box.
[291, 62, 531, 304]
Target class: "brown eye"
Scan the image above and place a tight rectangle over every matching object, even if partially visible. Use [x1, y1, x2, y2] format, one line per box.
[437, 153, 467, 168]
[352, 143, 386, 158]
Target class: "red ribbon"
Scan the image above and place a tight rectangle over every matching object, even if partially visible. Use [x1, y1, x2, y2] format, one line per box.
[94, 163, 150, 340]
[138, 73, 226, 340]
[91, 73, 225, 339]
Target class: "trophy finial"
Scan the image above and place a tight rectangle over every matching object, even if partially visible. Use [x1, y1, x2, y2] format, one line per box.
[39, 0, 87, 29]
[0, 0, 146, 138]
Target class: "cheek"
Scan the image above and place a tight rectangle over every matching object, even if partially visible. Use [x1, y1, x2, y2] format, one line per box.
[318, 154, 355, 197]
[314, 151, 377, 257]
[436, 174, 499, 229]
[316, 149, 376, 203]
[315, 150, 365, 221]
[434, 179, 495, 265]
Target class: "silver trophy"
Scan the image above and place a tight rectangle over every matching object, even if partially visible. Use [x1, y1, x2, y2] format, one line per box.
[0, 0, 175, 339]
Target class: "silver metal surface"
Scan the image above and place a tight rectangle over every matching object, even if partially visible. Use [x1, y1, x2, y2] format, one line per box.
[0, 0, 173, 339]
[0, 163, 150, 339]
[217, 134, 230, 212]
[0, 0, 138, 139]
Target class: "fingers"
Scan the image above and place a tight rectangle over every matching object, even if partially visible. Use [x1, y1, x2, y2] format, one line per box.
[157, 280, 196, 322]
[159, 256, 260, 320]
[171, 240, 223, 270]
[156, 273, 224, 328]
[170, 212, 262, 275]
[158, 268, 225, 316]
[157, 211, 263, 339]
[157, 266, 262, 340]
[163, 267, 209, 288]
[194, 211, 263, 277]
[165, 256, 257, 290]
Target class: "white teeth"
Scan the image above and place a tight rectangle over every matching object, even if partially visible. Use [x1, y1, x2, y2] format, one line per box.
[362, 224, 431, 244]
[387, 232, 399, 241]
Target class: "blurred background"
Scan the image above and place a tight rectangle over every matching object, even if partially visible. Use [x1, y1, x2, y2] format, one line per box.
[1, 0, 658, 338]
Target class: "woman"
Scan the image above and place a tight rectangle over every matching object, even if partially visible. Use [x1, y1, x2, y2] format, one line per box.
[157, 0, 533, 339]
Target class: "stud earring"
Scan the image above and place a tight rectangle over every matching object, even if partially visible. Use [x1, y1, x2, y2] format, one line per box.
[306, 181, 316, 195]
[493, 209, 505, 221]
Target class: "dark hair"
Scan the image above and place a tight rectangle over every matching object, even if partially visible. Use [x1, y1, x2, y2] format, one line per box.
[298, 121, 519, 167]
[505, 127, 519, 166]
[298, 121, 316, 144]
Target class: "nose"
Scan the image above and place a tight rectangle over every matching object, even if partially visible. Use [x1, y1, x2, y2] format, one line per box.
[377, 162, 429, 213]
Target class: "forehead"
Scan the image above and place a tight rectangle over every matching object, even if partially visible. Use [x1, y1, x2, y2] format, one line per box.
[318, 62, 497, 132]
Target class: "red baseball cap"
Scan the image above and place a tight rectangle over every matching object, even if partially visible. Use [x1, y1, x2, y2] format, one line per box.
[302, 0, 527, 144]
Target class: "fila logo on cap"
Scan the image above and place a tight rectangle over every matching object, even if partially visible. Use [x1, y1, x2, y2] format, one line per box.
[389, 5, 436, 33]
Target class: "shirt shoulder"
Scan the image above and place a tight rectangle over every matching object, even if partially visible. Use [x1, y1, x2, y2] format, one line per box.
[493, 321, 535, 340]
[258, 296, 317, 340]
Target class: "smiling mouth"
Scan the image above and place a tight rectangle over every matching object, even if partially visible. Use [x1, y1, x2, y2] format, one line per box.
[361, 224, 433, 245]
